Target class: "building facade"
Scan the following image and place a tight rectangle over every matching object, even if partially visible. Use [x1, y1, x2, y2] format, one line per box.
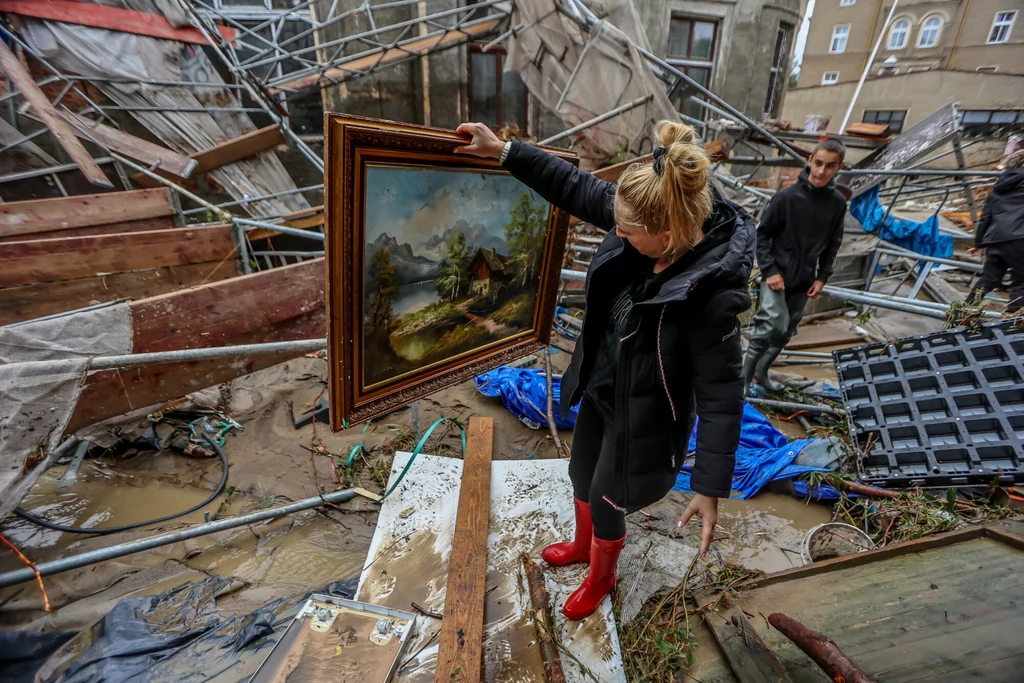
[800, 0, 1024, 89]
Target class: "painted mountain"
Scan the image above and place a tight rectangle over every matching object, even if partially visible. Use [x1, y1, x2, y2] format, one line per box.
[366, 232, 439, 283]
[418, 220, 505, 261]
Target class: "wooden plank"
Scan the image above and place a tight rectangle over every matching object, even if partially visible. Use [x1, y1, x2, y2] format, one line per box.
[0, 40, 111, 188]
[0, 188, 175, 239]
[131, 125, 285, 187]
[697, 593, 793, 683]
[245, 205, 325, 241]
[270, 19, 502, 93]
[0, 225, 233, 287]
[0, 216, 176, 244]
[67, 308, 325, 432]
[60, 112, 197, 178]
[0, 0, 236, 45]
[434, 416, 494, 683]
[845, 122, 891, 138]
[131, 258, 325, 352]
[0, 261, 233, 327]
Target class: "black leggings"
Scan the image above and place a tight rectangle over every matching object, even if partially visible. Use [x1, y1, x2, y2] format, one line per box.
[569, 394, 633, 540]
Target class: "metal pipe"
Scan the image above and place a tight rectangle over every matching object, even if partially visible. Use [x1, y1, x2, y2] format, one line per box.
[0, 489, 358, 589]
[839, 0, 900, 133]
[181, 184, 324, 215]
[714, 171, 773, 200]
[539, 95, 653, 146]
[842, 168, 1003, 178]
[905, 136, 983, 170]
[569, 244, 597, 254]
[777, 350, 833, 359]
[823, 286, 1001, 319]
[826, 285, 949, 310]
[0, 157, 113, 185]
[560, 269, 587, 282]
[84, 339, 327, 371]
[873, 246, 984, 273]
[249, 250, 325, 257]
[575, 236, 604, 245]
[558, 313, 583, 330]
[747, 397, 844, 416]
[237, 217, 326, 241]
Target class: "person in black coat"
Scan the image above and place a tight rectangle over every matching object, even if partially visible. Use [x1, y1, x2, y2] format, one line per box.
[456, 121, 754, 620]
[743, 139, 847, 396]
[967, 149, 1024, 315]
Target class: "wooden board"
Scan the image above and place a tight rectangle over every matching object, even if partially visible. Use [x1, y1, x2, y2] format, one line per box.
[59, 112, 197, 178]
[0, 39, 111, 188]
[130, 125, 285, 188]
[434, 417, 494, 683]
[0, 216, 177, 244]
[844, 122, 891, 138]
[0, 225, 233, 287]
[245, 205, 325, 241]
[0, 0, 236, 45]
[270, 19, 502, 93]
[0, 188, 175, 239]
[0, 261, 232, 327]
[696, 593, 793, 683]
[130, 258, 325, 352]
[705, 524, 1024, 682]
[67, 308, 325, 432]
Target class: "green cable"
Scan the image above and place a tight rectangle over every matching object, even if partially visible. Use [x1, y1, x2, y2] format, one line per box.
[375, 417, 466, 504]
[345, 420, 374, 467]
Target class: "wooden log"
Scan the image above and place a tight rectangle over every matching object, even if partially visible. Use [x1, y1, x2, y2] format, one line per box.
[131, 125, 285, 187]
[521, 554, 567, 683]
[0, 40, 111, 188]
[767, 613, 878, 683]
[434, 417, 494, 683]
[830, 477, 900, 500]
[699, 593, 794, 683]
[0, 225, 233, 287]
[0, 261, 232, 327]
[0, 189, 175, 239]
[0, 0, 236, 45]
[130, 258, 325, 352]
[269, 19, 503, 93]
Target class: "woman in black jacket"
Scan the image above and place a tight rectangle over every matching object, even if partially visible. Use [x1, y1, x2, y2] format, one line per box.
[457, 120, 754, 620]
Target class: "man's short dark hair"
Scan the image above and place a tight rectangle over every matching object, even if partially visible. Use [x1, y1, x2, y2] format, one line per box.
[813, 138, 846, 162]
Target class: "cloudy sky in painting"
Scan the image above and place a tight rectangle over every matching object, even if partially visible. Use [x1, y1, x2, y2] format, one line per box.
[364, 165, 541, 254]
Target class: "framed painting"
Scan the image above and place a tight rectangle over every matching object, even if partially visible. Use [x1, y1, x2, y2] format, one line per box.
[324, 114, 575, 429]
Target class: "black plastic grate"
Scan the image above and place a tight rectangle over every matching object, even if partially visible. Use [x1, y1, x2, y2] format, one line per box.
[834, 320, 1024, 488]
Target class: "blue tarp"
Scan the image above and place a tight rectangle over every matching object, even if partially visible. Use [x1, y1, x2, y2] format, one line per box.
[475, 367, 843, 499]
[850, 184, 953, 258]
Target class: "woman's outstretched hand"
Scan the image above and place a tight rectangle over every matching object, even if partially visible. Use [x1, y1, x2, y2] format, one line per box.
[454, 122, 505, 159]
[677, 492, 719, 556]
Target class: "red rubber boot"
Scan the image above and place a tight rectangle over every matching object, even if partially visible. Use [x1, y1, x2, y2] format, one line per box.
[562, 534, 626, 621]
[541, 497, 592, 566]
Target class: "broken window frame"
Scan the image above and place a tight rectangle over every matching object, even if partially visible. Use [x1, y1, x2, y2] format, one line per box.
[988, 11, 1017, 44]
[467, 43, 530, 135]
[830, 24, 850, 53]
[862, 109, 907, 134]
[666, 15, 719, 122]
[764, 23, 792, 119]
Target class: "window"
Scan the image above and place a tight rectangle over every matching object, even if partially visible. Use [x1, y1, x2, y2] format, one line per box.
[988, 11, 1016, 43]
[918, 16, 942, 47]
[830, 24, 850, 53]
[976, 66, 998, 72]
[468, 45, 528, 132]
[764, 24, 792, 117]
[888, 19, 910, 49]
[957, 109, 1024, 134]
[840, 0, 855, 6]
[667, 17, 718, 121]
[863, 109, 907, 134]
[822, 71, 840, 85]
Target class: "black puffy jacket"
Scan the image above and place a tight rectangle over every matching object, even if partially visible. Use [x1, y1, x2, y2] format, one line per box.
[503, 141, 755, 501]
[976, 168, 1024, 247]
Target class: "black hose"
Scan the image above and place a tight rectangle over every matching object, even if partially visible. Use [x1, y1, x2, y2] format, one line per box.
[12, 436, 230, 536]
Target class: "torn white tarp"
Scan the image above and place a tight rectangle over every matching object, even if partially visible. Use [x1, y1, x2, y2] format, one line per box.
[19, 13, 309, 217]
[507, 0, 677, 166]
[0, 303, 132, 520]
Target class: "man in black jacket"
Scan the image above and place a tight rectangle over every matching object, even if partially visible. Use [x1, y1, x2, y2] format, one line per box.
[967, 149, 1024, 315]
[744, 139, 848, 395]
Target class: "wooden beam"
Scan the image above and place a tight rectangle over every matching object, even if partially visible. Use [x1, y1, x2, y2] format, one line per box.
[435, 416, 493, 683]
[0, 0, 236, 45]
[699, 593, 794, 683]
[0, 216, 177, 244]
[0, 188, 175, 239]
[131, 258, 325, 352]
[131, 125, 285, 187]
[0, 40, 112, 188]
[269, 19, 502, 93]
[245, 205, 325, 241]
[0, 261, 233, 327]
[60, 112, 197, 178]
[0, 225, 233, 287]
[67, 309, 325, 432]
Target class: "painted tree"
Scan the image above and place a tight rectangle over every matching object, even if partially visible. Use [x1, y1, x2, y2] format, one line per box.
[433, 230, 470, 300]
[503, 192, 548, 289]
[368, 248, 399, 330]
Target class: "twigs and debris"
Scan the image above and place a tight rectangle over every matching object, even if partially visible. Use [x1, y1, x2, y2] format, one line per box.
[0, 533, 50, 612]
[768, 613, 878, 683]
[521, 553, 567, 683]
[944, 296, 989, 332]
[544, 350, 568, 459]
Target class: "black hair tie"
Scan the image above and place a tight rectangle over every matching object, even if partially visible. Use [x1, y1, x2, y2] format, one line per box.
[652, 146, 667, 176]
